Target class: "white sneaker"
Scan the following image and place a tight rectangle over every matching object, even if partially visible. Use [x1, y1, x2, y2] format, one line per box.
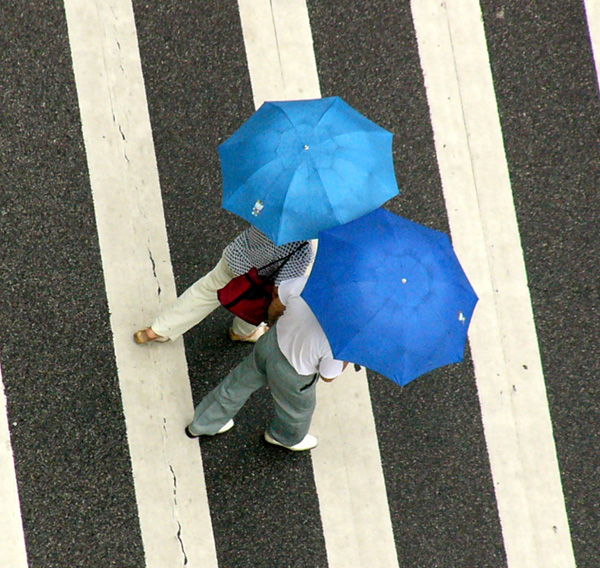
[216, 419, 235, 434]
[185, 419, 234, 439]
[264, 431, 318, 451]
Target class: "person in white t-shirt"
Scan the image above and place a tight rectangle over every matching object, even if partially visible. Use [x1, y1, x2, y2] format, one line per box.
[185, 276, 347, 451]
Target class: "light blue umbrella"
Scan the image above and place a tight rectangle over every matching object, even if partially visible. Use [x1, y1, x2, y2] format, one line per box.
[218, 97, 399, 245]
[301, 208, 478, 385]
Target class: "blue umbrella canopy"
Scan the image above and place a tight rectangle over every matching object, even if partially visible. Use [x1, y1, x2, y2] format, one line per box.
[218, 97, 399, 245]
[301, 208, 478, 385]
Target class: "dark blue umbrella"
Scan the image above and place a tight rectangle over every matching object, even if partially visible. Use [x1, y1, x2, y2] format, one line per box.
[218, 97, 399, 245]
[301, 208, 478, 385]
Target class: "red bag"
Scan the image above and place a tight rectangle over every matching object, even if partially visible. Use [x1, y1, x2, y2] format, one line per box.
[217, 268, 275, 325]
[218, 242, 308, 325]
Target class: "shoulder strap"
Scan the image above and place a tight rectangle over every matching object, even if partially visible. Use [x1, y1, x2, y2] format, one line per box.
[257, 241, 309, 277]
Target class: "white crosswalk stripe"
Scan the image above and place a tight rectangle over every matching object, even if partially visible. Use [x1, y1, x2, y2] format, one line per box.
[584, 0, 600, 89]
[412, 1, 575, 566]
[0, 361, 28, 568]
[63, 0, 218, 565]
[238, 1, 401, 566]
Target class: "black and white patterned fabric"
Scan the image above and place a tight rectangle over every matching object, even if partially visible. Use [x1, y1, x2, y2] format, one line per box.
[224, 226, 313, 285]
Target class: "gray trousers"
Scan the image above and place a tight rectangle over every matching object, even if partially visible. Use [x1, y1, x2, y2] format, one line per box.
[189, 326, 319, 446]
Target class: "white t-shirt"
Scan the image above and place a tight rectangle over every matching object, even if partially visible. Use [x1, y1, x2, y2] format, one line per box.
[276, 276, 344, 378]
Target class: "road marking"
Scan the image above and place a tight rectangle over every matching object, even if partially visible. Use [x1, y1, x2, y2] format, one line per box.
[237, 1, 399, 566]
[63, 1, 218, 566]
[584, 0, 600, 85]
[237, 0, 321, 107]
[0, 360, 28, 568]
[412, 1, 575, 566]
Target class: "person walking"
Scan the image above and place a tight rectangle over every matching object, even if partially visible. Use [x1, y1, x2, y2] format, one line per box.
[185, 275, 347, 451]
[134, 226, 312, 344]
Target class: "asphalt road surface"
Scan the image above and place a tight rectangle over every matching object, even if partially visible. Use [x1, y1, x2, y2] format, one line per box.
[1, 1, 599, 567]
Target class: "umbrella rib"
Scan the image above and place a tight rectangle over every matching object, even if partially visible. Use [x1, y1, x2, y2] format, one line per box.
[335, 289, 395, 364]
[310, 165, 345, 225]
[223, 155, 290, 206]
[276, 157, 344, 231]
[269, 103, 298, 131]
[302, 97, 338, 134]
[312, 98, 390, 138]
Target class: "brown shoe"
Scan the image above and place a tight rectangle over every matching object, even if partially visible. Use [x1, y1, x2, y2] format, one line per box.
[133, 328, 169, 344]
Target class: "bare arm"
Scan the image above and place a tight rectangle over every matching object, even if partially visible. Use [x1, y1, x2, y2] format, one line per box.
[320, 361, 349, 382]
[267, 296, 286, 325]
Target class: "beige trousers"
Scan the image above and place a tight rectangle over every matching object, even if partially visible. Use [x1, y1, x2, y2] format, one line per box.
[152, 254, 258, 340]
